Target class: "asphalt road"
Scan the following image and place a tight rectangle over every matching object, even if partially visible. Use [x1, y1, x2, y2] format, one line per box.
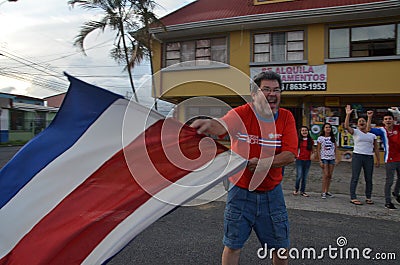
[108, 201, 399, 265]
[0, 145, 21, 168]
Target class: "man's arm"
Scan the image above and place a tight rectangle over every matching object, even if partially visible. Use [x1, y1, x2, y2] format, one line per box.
[247, 151, 295, 173]
[373, 138, 380, 168]
[270, 151, 296, 168]
[190, 118, 227, 136]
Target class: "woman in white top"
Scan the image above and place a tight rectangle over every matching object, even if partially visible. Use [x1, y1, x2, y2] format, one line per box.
[345, 105, 380, 205]
[316, 123, 338, 199]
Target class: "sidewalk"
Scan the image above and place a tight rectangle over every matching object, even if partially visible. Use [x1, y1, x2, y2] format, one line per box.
[193, 161, 400, 222]
[281, 161, 400, 222]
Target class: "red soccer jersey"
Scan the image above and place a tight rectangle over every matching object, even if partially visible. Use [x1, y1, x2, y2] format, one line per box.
[386, 124, 400, 163]
[221, 103, 298, 191]
[298, 139, 312, 161]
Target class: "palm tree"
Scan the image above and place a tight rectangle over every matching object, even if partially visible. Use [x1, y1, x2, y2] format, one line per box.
[68, 0, 158, 102]
[127, 0, 165, 109]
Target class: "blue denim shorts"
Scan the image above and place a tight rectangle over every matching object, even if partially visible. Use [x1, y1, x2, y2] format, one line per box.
[321, 159, 335, 165]
[223, 184, 289, 250]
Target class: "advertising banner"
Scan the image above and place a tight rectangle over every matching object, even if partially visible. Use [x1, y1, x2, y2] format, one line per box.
[250, 65, 327, 91]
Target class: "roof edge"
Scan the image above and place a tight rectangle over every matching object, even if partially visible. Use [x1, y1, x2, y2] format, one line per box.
[151, 0, 400, 35]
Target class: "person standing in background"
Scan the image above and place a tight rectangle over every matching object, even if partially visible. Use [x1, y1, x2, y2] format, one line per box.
[316, 123, 338, 199]
[344, 105, 380, 205]
[293, 126, 314, 197]
[368, 108, 400, 210]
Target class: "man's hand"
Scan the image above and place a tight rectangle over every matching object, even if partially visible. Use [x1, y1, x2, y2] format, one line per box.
[247, 157, 274, 172]
[247, 158, 259, 172]
[190, 118, 227, 135]
[388, 107, 400, 118]
[191, 119, 212, 134]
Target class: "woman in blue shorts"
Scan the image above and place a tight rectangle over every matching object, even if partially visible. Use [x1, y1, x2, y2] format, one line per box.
[316, 123, 338, 199]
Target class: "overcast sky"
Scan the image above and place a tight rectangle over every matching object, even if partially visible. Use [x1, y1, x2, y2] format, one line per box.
[0, 0, 194, 107]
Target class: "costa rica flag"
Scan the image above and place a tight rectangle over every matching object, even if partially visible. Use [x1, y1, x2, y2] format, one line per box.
[0, 74, 246, 264]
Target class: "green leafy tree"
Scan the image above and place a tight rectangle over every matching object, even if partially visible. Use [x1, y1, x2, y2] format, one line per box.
[68, 0, 163, 102]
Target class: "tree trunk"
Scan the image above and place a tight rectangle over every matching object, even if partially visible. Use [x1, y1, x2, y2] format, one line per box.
[143, 11, 157, 110]
[120, 20, 139, 102]
[147, 35, 158, 110]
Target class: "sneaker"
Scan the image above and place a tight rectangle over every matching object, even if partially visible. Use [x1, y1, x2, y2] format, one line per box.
[321, 193, 327, 199]
[385, 203, 397, 210]
[326, 192, 335, 198]
[392, 192, 400, 204]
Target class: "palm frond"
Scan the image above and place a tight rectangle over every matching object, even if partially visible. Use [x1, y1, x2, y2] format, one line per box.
[70, 0, 162, 98]
[74, 20, 108, 53]
[127, 43, 146, 69]
[110, 46, 127, 64]
[68, 0, 101, 10]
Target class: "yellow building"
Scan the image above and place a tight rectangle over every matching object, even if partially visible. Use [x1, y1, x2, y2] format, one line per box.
[150, 0, 400, 145]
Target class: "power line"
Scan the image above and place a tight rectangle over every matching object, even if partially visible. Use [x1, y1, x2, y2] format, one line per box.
[0, 72, 68, 93]
[0, 36, 118, 74]
[0, 45, 151, 96]
[30, 38, 116, 64]
[0, 49, 70, 94]
[0, 69, 68, 88]
[68, 74, 149, 78]
[52, 64, 150, 68]
[0, 50, 67, 82]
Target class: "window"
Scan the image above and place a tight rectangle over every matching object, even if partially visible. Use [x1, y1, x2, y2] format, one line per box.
[329, 23, 400, 58]
[10, 110, 26, 131]
[329, 28, 349, 58]
[253, 31, 304, 62]
[9, 110, 46, 135]
[165, 37, 227, 67]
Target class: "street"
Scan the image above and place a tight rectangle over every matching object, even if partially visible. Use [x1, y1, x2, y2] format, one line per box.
[108, 201, 399, 265]
[0, 145, 21, 168]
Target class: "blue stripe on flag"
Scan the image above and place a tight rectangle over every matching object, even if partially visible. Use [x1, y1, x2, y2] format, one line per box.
[0, 73, 124, 208]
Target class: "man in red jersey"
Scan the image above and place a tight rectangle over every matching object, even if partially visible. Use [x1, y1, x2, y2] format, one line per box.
[192, 71, 297, 265]
[369, 108, 400, 210]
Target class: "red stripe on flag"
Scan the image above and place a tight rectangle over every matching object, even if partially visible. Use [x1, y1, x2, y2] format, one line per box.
[0, 119, 227, 265]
